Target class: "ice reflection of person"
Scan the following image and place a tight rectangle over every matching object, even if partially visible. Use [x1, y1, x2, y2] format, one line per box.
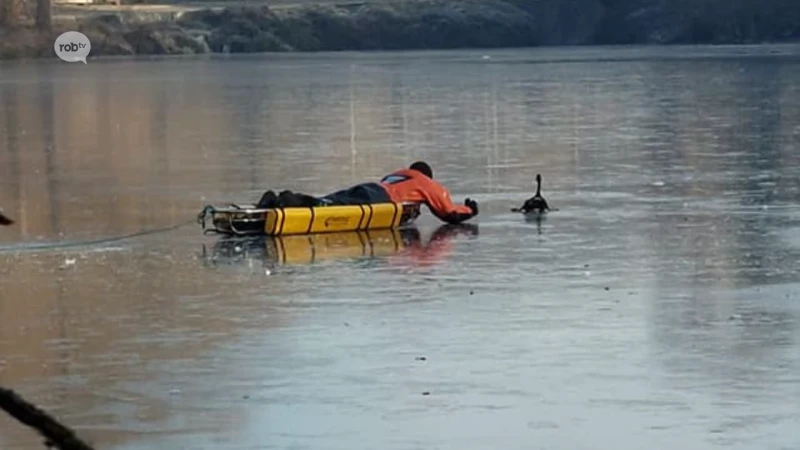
[204, 223, 478, 269]
[396, 223, 479, 266]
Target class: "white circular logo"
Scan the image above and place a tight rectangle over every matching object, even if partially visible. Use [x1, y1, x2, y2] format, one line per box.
[54, 31, 91, 64]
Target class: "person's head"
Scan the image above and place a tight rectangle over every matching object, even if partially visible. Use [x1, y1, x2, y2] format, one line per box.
[409, 161, 433, 179]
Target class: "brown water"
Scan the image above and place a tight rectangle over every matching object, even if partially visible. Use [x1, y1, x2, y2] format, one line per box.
[1, 46, 800, 450]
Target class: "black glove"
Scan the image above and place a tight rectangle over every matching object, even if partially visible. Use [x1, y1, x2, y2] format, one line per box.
[465, 198, 479, 216]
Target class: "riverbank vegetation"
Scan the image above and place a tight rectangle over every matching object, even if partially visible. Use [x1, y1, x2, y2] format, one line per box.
[1, 0, 799, 59]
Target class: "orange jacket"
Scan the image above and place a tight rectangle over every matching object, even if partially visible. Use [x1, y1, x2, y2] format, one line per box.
[379, 169, 475, 224]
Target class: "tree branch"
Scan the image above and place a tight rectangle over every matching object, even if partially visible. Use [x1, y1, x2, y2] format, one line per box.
[0, 386, 95, 450]
[0, 212, 13, 225]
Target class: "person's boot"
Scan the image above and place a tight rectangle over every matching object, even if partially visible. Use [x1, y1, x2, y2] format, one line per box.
[279, 190, 322, 207]
[278, 190, 300, 207]
[257, 190, 278, 209]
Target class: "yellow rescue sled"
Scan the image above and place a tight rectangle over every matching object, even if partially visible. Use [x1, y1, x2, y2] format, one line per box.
[197, 202, 421, 236]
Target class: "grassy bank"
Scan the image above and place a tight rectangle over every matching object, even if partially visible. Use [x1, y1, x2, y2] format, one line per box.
[2, 0, 799, 60]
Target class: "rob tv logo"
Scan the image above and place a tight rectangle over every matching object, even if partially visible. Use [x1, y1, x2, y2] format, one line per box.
[54, 31, 91, 64]
[58, 42, 87, 52]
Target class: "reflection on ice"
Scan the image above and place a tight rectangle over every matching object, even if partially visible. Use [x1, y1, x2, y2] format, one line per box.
[201, 224, 480, 269]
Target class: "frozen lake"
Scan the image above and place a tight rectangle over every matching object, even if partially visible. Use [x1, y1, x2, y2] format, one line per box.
[1, 45, 800, 450]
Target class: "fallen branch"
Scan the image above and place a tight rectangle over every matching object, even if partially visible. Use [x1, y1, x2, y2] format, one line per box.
[0, 212, 13, 225]
[0, 386, 95, 450]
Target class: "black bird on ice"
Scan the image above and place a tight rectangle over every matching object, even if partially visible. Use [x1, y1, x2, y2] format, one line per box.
[511, 174, 551, 215]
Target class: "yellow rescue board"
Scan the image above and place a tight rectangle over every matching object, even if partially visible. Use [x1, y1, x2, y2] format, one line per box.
[199, 202, 421, 236]
[265, 203, 404, 236]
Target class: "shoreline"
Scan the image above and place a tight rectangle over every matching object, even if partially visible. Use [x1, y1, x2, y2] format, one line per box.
[6, 39, 800, 64]
[2, 0, 799, 61]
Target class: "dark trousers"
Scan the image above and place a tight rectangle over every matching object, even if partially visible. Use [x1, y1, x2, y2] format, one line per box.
[257, 183, 391, 209]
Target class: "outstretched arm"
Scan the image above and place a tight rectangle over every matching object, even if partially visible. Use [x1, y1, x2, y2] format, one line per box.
[430, 207, 475, 225]
[419, 179, 478, 224]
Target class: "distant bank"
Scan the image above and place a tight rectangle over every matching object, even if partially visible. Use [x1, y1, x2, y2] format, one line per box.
[2, 0, 799, 60]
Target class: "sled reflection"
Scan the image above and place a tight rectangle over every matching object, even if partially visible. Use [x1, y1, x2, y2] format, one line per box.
[202, 224, 479, 268]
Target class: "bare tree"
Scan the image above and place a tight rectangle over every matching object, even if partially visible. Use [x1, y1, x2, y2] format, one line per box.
[36, 0, 51, 30]
[1, 0, 22, 27]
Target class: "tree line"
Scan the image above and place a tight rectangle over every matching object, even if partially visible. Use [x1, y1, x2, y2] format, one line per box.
[0, 0, 51, 29]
